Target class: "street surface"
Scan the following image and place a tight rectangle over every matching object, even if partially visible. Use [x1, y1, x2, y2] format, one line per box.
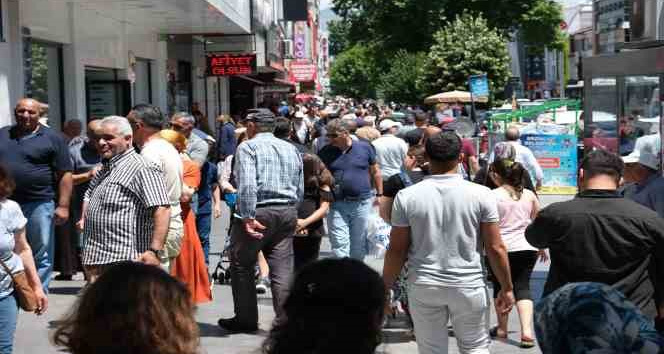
[14, 195, 570, 354]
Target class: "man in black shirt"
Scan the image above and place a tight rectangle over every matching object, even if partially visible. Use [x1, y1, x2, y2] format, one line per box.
[526, 149, 664, 322]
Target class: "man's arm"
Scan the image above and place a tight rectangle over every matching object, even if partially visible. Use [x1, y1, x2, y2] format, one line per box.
[136, 205, 170, 266]
[370, 163, 383, 196]
[383, 226, 411, 293]
[481, 222, 515, 314]
[189, 140, 209, 167]
[54, 171, 73, 225]
[525, 149, 544, 187]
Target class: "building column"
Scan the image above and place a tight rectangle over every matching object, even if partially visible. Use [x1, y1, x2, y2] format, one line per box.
[0, 0, 23, 127]
[152, 40, 168, 114]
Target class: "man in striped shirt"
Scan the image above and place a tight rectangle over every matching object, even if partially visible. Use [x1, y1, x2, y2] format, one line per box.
[79, 116, 171, 282]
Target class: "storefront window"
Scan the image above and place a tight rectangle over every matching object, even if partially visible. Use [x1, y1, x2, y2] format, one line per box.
[586, 77, 618, 153]
[620, 75, 660, 155]
[26, 41, 64, 129]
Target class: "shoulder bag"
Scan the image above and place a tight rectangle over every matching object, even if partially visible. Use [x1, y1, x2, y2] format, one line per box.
[0, 257, 38, 311]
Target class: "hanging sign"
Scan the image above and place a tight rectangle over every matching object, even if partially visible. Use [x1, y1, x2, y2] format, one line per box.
[206, 53, 257, 76]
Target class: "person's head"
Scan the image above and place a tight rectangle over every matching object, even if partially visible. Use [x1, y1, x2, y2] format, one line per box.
[404, 145, 427, 172]
[326, 119, 353, 148]
[579, 149, 624, 190]
[415, 112, 429, 128]
[489, 158, 527, 199]
[302, 154, 334, 191]
[403, 128, 424, 147]
[235, 127, 248, 147]
[262, 258, 385, 354]
[345, 119, 359, 135]
[355, 126, 381, 142]
[535, 282, 664, 354]
[273, 117, 292, 140]
[63, 119, 83, 139]
[53, 262, 198, 354]
[86, 120, 103, 152]
[217, 114, 233, 125]
[242, 109, 276, 139]
[505, 126, 521, 142]
[378, 119, 399, 135]
[158, 129, 188, 154]
[98, 116, 133, 160]
[14, 98, 43, 133]
[0, 164, 16, 201]
[127, 104, 166, 146]
[425, 131, 462, 174]
[622, 135, 661, 184]
[170, 112, 196, 138]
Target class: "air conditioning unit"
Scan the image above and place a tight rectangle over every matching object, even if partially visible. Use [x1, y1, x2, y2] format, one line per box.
[281, 40, 294, 59]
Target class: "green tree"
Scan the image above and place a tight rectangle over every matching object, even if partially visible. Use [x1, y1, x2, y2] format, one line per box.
[520, 0, 566, 52]
[377, 50, 427, 104]
[417, 15, 511, 102]
[328, 20, 351, 56]
[329, 45, 377, 99]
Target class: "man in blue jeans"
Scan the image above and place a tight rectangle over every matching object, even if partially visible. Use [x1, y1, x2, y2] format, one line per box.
[319, 119, 383, 259]
[0, 98, 73, 292]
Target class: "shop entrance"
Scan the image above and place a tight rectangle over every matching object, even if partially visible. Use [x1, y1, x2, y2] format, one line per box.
[25, 40, 65, 130]
[85, 67, 131, 121]
[229, 76, 255, 117]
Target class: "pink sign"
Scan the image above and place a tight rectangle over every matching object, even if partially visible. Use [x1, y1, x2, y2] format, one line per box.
[289, 60, 317, 82]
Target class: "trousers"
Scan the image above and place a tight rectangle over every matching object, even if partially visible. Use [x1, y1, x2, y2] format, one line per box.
[229, 205, 297, 326]
[409, 284, 491, 354]
[0, 294, 18, 354]
[20, 200, 55, 292]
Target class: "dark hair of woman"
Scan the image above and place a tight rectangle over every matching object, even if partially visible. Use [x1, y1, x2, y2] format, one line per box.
[490, 158, 527, 200]
[0, 164, 15, 200]
[408, 145, 428, 171]
[262, 258, 385, 354]
[302, 154, 334, 191]
[53, 262, 199, 354]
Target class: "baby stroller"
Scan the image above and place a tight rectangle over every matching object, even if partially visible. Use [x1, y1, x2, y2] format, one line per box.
[211, 193, 236, 285]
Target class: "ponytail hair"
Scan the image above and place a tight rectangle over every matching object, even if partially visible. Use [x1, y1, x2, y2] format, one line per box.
[490, 158, 527, 200]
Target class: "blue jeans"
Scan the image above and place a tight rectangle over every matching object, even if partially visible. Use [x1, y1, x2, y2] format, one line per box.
[0, 294, 18, 354]
[196, 212, 212, 265]
[327, 198, 373, 260]
[20, 200, 55, 292]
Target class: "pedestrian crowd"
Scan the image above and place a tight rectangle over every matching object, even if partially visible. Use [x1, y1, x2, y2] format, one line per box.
[0, 97, 663, 354]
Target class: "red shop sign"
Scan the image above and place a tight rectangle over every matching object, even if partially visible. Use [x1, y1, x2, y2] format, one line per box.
[207, 53, 257, 76]
[289, 60, 317, 83]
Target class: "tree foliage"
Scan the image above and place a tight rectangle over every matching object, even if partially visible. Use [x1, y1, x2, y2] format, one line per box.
[330, 0, 563, 57]
[520, 0, 566, 52]
[418, 15, 511, 102]
[377, 50, 427, 104]
[329, 45, 377, 99]
[328, 20, 351, 56]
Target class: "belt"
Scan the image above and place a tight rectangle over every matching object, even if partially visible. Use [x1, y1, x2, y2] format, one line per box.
[339, 195, 371, 202]
[256, 202, 297, 208]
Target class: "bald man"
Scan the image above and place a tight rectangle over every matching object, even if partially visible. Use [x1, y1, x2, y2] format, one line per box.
[0, 98, 73, 291]
[489, 126, 544, 189]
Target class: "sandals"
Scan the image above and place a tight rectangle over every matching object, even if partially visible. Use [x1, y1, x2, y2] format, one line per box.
[520, 336, 536, 348]
[489, 326, 507, 339]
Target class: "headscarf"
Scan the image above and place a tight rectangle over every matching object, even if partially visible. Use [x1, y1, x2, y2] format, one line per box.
[535, 282, 664, 354]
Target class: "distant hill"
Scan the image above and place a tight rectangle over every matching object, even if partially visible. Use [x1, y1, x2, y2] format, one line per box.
[320, 8, 338, 33]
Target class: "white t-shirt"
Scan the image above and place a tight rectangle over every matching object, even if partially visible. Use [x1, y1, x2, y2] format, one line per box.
[491, 187, 539, 252]
[372, 134, 408, 180]
[141, 138, 183, 219]
[391, 174, 499, 288]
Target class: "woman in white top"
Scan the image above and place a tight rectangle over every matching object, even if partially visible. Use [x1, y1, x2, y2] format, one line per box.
[487, 156, 547, 348]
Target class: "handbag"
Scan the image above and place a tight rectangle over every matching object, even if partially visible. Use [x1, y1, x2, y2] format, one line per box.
[0, 257, 38, 311]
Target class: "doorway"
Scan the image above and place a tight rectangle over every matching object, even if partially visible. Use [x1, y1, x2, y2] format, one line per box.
[85, 67, 131, 121]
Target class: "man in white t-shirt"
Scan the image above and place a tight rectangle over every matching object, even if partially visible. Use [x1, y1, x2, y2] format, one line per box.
[127, 104, 184, 271]
[383, 131, 514, 354]
[373, 119, 408, 181]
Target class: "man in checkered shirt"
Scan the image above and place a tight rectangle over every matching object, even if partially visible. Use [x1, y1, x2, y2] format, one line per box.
[78, 116, 171, 283]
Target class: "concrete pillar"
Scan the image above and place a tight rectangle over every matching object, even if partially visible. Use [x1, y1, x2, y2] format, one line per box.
[152, 40, 168, 114]
[0, 0, 23, 127]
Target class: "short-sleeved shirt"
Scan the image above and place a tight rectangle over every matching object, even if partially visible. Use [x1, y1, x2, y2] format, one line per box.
[0, 199, 28, 298]
[141, 138, 183, 221]
[69, 139, 101, 212]
[461, 138, 477, 176]
[391, 174, 499, 288]
[629, 174, 664, 218]
[0, 124, 73, 204]
[82, 149, 170, 265]
[491, 187, 539, 252]
[372, 134, 409, 180]
[319, 139, 376, 200]
[197, 161, 218, 215]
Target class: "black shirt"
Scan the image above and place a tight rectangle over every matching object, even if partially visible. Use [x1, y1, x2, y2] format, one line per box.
[383, 170, 427, 198]
[525, 189, 664, 318]
[0, 125, 72, 204]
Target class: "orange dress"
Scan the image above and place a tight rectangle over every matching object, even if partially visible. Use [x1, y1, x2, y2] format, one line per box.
[171, 160, 212, 304]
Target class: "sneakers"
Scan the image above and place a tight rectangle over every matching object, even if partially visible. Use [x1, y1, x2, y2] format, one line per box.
[255, 277, 269, 295]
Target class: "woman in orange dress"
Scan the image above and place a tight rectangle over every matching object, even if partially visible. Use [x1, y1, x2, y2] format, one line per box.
[159, 129, 212, 304]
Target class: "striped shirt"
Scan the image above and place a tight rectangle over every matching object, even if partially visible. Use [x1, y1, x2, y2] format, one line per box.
[235, 132, 303, 219]
[82, 148, 170, 265]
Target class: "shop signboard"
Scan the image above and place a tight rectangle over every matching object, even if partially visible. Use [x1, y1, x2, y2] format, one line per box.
[520, 134, 578, 195]
[469, 74, 489, 97]
[289, 60, 317, 82]
[206, 53, 257, 76]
